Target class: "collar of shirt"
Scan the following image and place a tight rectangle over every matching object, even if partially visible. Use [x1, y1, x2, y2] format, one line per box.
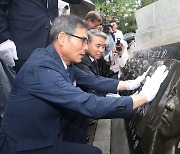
[61, 57, 68, 70]
[88, 55, 95, 62]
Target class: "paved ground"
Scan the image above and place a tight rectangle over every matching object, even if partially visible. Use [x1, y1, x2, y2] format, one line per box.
[87, 119, 111, 154]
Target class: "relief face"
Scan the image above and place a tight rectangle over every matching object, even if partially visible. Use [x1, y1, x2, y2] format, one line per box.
[159, 80, 180, 139]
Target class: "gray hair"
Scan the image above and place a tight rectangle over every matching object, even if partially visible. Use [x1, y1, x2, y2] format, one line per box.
[50, 14, 88, 41]
[88, 29, 107, 43]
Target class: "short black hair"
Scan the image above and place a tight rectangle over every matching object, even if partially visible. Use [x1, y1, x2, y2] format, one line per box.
[85, 11, 102, 23]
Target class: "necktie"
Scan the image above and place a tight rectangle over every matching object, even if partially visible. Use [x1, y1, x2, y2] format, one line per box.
[93, 60, 100, 75]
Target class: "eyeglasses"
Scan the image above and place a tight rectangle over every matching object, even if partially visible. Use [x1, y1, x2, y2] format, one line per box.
[66, 32, 88, 46]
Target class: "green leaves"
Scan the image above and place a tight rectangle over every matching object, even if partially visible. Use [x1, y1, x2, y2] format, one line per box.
[95, 0, 139, 33]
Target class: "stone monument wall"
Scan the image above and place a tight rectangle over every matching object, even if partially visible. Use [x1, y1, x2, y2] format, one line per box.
[111, 0, 180, 153]
[134, 0, 180, 50]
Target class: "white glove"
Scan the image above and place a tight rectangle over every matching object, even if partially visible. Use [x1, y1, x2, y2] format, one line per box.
[0, 39, 18, 67]
[126, 67, 151, 90]
[139, 65, 169, 102]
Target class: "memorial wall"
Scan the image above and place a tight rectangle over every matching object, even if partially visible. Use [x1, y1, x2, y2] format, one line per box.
[111, 0, 180, 153]
[119, 46, 180, 154]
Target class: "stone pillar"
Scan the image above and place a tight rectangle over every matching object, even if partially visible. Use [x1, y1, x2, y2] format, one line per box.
[134, 0, 180, 50]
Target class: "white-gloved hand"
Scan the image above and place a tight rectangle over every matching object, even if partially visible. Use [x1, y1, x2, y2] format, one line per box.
[0, 39, 18, 67]
[126, 66, 151, 90]
[139, 65, 169, 102]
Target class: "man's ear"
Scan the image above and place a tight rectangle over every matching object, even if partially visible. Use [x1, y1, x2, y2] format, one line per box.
[57, 32, 67, 46]
[87, 19, 92, 24]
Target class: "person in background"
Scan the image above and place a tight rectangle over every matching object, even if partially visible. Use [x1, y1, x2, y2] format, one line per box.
[76, 29, 106, 95]
[97, 24, 103, 31]
[85, 11, 105, 126]
[62, 5, 69, 16]
[0, 15, 168, 154]
[104, 39, 129, 79]
[105, 15, 112, 24]
[97, 22, 115, 77]
[110, 19, 124, 43]
[0, 0, 80, 72]
[103, 23, 115, 56]
[129, 38, 136, 49]
[85, 11, 102, 30]
[76, 29, 107, 139]
[58, 0, 70, 16]
[84, 11, 111, 78]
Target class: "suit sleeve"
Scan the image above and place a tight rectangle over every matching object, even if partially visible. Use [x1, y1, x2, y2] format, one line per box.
[74, 66, 119, 94]
[27, 64, 133, 119]
[76, 62, 96, 76]
[0, 0, 11, 43]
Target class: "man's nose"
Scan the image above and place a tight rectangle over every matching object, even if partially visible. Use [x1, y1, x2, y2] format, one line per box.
[99, 47, 105, 53]
[83, 44, 88, 51]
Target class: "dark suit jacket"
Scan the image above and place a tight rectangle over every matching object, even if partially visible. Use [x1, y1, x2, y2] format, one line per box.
[0, 0, 59, 61]
[76, 53, 105, 96]
[0, 44, 133, 154]
[76, 53, 100, 76]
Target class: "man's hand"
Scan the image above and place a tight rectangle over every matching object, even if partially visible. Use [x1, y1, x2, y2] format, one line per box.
[0, 39, 18, 67]
[139, 65, 169, 102]
[126, 67, 151, 90]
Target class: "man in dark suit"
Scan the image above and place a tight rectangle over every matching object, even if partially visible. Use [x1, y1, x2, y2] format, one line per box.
[0, 0, 80, 72]
[76, 29, 107, 138]
[0, 0, 85, 145]
[0, 15, 168, 154]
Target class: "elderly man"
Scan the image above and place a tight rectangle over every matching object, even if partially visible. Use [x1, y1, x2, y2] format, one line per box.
[76, 29, 106, 79]
[76, 29, 107, 130]
[0, 15, 168, 154]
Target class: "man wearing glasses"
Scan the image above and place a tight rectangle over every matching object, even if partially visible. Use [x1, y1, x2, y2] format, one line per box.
[0, 15, 168, 154]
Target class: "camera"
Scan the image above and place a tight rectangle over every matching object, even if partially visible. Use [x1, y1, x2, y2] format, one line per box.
[102, 23, 112, 34]
[116, 38, 122, 52]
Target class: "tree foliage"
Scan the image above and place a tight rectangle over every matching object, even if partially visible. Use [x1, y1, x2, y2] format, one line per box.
[94, 0, 158, 34]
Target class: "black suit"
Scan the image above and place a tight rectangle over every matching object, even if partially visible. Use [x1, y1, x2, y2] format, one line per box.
[76, 53, 108, 135]
[76, 53, 100, 75]
[0, 0, 58, 71]
[0, 0, 80, 72]
[76, 53, 106, 96]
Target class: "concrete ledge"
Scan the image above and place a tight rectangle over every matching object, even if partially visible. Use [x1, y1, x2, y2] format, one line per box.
[93, 119, 111, 154]
[111, 119, 130, 154]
